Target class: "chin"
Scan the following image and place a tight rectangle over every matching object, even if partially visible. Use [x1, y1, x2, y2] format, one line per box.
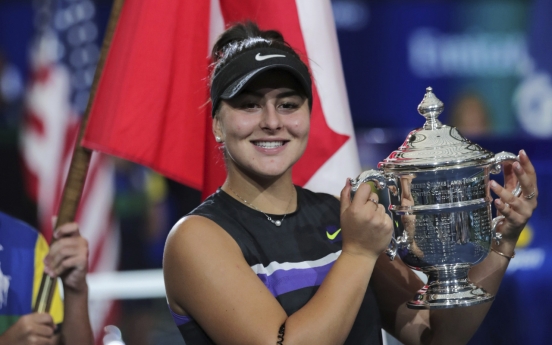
[229, 151, 303, 179]
[253, 167, 290, 179]
[244, 162, 294, 180]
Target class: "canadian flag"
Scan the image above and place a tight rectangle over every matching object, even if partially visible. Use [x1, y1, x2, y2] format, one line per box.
[82, 0, 360, 198]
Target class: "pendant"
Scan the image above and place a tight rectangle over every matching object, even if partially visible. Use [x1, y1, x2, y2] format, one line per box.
[274, 220, 282, 226]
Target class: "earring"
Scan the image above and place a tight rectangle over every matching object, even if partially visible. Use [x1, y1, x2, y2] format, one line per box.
[215, 136, 222, 143]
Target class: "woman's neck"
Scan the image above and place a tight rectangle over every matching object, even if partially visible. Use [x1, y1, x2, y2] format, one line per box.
[222, 169, 297, 215]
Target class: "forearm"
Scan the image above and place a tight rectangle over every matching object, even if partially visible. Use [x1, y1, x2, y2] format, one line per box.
[427, 240, 514, 344]
[284, 252, 376, 345]
[59, 285, 94, 345]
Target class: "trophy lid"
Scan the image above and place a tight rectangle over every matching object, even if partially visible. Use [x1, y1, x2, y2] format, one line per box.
[378, 87, 494, 171]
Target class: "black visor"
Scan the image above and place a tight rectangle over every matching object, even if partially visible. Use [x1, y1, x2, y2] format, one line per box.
[210, 47, 312, 117]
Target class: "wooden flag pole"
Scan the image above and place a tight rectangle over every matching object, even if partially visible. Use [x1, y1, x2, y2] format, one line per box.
[34, 0, 125, 313]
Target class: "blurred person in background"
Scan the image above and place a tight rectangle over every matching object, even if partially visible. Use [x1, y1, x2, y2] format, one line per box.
[114, 158, 184, 345]
[449, 92, 492, 138]
[0, 50, 24, 129]
[163, 22, 538, 345]
[0, 50, 35, 225]
[0, 212, 93, 345]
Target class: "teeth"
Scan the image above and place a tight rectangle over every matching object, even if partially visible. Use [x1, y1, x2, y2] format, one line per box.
[254, 141, 284, 149]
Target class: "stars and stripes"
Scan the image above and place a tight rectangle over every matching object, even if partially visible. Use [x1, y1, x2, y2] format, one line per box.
[20, 0, 118, 342]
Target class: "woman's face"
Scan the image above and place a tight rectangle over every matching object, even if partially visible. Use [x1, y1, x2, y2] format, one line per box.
[214, 70, 310, 179]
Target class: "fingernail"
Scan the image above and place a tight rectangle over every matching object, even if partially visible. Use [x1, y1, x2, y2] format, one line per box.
[520, 149, 527, 157]
[495, 199, 503, 206]
[490, 181, 498, 188]
[514, 162, 522, 171]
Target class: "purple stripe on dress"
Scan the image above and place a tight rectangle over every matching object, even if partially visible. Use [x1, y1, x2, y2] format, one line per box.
[256, 261, 334, 297]
[168, 304, 193, 326]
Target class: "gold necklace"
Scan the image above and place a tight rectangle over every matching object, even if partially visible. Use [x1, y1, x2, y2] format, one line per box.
[228, 186, 295, 227]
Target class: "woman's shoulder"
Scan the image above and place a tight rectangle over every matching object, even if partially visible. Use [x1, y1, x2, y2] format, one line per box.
[164, 214, 244, 280]
[166, 215, 225, 250]
[163, 214, 247, 320]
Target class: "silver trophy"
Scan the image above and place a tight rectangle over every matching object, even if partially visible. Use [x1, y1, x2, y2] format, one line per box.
[351, 87, 521, 309]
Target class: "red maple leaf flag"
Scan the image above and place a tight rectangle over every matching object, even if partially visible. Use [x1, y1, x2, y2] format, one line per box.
[82, 0, 360, 197]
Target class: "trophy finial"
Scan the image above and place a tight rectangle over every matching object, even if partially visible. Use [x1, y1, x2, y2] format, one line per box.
[417, 86, 444, 129]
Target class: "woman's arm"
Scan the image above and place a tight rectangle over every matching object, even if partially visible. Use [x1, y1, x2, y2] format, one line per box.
[163, 182, 393, 345]
[373, 150, 538, 345]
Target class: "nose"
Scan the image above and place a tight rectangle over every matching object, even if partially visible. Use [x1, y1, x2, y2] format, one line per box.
[260, 104, 283, 131]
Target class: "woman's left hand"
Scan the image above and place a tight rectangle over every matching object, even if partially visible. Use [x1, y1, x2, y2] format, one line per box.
[490, 149, 538, 242]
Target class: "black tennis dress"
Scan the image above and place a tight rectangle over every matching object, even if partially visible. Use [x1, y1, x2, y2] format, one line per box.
[169, 186, 383, 344]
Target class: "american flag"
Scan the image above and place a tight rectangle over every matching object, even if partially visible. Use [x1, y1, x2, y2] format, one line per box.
[20, 0, 119, 342]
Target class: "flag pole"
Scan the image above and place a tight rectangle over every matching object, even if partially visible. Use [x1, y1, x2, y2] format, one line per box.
[34, 0, 125, 314]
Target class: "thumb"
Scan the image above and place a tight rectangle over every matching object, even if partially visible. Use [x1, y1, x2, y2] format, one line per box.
[340, 179, 352, 215]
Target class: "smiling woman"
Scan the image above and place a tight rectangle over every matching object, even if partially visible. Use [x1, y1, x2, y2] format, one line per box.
[162, 21, 538, 345]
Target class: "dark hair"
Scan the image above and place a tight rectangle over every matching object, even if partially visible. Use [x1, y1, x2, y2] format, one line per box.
[210, 21, 309, 87]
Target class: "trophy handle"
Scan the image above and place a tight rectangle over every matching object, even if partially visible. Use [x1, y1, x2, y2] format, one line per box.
[350, 170, 399, 261]
[490, 151, 522, 197]
[490, 151, 523, 245]
[385, 236, 398, 260]
[491, 216, 505, 245]
[350, 169, 387, 193]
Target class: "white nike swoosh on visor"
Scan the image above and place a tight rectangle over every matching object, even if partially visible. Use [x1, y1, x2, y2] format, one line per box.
[255, 53, 286, 61]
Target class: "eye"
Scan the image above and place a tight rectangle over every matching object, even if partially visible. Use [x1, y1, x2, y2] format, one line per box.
[277, 95, 305, 112]
[242, 102, 260, 109]
[279, 102, 299, 109]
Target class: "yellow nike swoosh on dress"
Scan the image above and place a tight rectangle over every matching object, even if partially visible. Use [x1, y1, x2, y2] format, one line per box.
[326, 228, 342, 240]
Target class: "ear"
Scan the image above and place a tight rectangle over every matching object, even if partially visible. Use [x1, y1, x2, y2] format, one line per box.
[212, 115, 223, 142]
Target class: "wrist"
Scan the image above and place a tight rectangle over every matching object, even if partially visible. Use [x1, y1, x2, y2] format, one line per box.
[490, 239, 516, 260]
[340, 247, 379, 265]
[62, 282, 89, 297]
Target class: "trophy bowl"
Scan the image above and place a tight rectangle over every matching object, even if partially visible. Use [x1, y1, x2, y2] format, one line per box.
[351, 87, 520, 309]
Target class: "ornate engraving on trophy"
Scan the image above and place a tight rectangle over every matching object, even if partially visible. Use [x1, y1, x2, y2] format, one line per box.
[410, 207, 491, 266]
[410, 173, 486, 205]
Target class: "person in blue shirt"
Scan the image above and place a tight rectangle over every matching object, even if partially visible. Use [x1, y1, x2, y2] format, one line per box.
[0, 212, 93, 345]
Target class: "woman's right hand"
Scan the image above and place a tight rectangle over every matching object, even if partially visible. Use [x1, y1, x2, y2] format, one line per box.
[339, 179, 393, 260]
